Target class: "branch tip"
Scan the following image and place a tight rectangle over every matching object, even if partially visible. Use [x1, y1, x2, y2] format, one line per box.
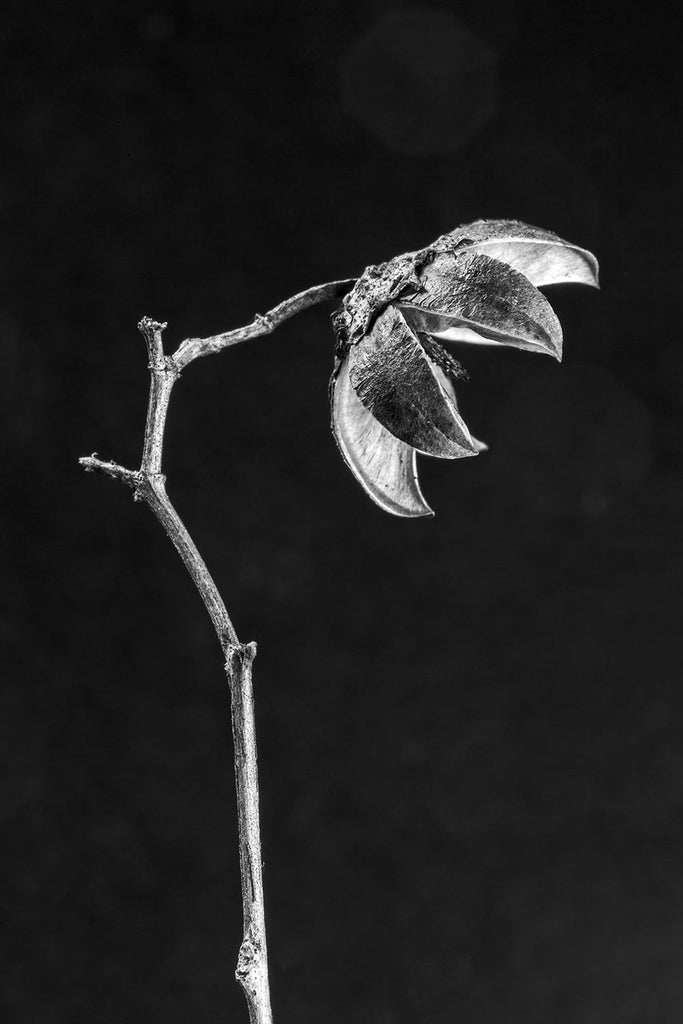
[79, 455, 139, 488]
[137, 316, 167, 335]
[138, 316, 168, 368]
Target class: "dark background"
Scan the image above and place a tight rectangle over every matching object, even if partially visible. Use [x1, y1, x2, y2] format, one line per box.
[4, 2, 683, 1021]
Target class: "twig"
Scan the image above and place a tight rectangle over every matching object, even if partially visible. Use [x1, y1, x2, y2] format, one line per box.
[173, 279, 354, 370]
[231, 642, 271, 1024]
[79, 280, 354, 1023]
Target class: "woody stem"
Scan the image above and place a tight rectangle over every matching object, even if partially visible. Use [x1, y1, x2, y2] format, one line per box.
[79, 279, 354, 1023]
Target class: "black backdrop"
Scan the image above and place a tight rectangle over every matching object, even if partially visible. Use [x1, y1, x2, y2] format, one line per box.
[4, 2, 683, 1021]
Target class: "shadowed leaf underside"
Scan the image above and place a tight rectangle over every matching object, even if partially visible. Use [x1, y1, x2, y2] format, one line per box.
[347, 305, 478, 458]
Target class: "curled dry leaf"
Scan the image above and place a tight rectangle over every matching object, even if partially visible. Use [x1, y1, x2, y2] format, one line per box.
[400, 250, 564, 359]
[332, 355, 434, 518]
[347, 305, 476, 459]
[434, 218, 600, 289]
[330, 218, 599, 517]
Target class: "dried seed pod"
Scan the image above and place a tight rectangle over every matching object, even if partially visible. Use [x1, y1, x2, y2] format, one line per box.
[330, 219, 599, 517]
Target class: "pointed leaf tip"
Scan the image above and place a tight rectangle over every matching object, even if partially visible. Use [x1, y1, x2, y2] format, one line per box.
[400, 251, 563, 360]
[347, 305, 479, 459]
[435, 219, 599, 289]
[432, 364, 488, 452]
[332, 356, 434, 517]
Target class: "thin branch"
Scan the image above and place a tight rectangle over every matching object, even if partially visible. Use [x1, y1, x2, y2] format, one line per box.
[79, 455, 140, 488]
[173, 278, 355, 370]
[80, 279, 352, 1023]
[139, 317, 177, 475]
[141, 474, 239, 649]
[79, 455, 238, 647]
[230, 641, 272, 1024]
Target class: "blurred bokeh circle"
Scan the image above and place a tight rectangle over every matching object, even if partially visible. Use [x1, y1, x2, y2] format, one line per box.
[340, 9, 497, 154]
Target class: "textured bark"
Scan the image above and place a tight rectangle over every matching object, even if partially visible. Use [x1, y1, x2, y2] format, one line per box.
[229, 642, 272, 1024]
[79, 284, 351, 1023]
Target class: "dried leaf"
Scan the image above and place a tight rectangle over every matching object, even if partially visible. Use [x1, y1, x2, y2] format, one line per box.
[332, 355, 433, 518]
[399, 251, 564, 359]
[435, 219, 599, 288]
[432, 364, 488, 452]
[347, 305, 478, 458]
